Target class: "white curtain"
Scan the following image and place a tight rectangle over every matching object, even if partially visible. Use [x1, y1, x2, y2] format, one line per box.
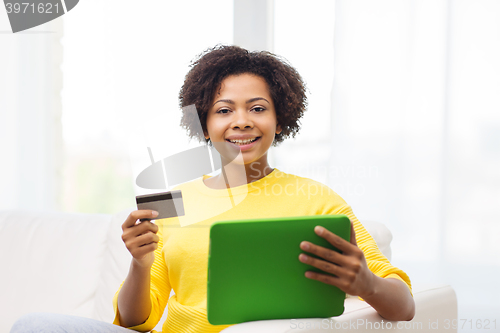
[0, 19, 63, 211]
[275, 0, 500, 320]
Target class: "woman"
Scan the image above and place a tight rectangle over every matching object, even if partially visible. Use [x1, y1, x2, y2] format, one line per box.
[114, 45, 415, 333]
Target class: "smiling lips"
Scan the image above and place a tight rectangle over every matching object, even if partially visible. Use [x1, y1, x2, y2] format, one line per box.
[228, 137, 258, 145]
[226, 137, 261, 148]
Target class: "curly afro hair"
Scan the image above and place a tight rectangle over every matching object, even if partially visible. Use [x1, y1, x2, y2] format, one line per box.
[179, 44, 308, 146]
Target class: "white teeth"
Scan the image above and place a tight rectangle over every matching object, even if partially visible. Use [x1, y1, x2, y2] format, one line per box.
[229, 137, 258, 145]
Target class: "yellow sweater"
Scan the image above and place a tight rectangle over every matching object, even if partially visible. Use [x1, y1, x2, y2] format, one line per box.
[113, 169, 411, 333]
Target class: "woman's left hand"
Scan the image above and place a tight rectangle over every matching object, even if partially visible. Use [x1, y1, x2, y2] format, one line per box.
[298, 222, 376, 299]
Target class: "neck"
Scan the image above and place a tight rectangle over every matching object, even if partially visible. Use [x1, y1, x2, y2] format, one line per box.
[208, 155, 273, 189]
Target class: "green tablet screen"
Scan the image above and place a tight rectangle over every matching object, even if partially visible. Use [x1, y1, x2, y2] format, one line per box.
[207, 214, 351, 325]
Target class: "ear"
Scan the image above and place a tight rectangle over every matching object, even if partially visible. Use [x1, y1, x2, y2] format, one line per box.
[204, 131, 210, 140]
[276, 124, 282, 135]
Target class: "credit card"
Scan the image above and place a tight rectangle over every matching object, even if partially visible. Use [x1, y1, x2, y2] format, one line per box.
[136, 190, 185, 220]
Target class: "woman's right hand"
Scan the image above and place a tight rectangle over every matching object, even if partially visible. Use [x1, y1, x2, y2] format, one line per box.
[121, 210, 160, 268]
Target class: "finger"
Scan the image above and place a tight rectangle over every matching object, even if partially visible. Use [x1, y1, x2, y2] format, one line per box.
[138, 232, 160, 246]
[131, 221, 159, 238]
[300, 241, 347, 266]
[130, 242, 158, 259]
[129, 232, 159, 249]
[314, 225, 356, 254]
[303, 270, 341, 287]
[123, 210, 158, 229]
[299, 253, 345, 277]
[121, 221, 159, 245]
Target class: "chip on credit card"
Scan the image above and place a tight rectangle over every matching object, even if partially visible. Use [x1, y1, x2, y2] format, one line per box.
[136, 190, 185, 220]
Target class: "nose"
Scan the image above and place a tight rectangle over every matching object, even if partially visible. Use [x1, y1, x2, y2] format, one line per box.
[231, 110, 254, 130]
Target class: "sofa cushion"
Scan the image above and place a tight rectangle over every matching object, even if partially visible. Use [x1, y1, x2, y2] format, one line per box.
[92, 208, 134, 322]
[0, 210, 111, 333]
[360, 220, 392, 261]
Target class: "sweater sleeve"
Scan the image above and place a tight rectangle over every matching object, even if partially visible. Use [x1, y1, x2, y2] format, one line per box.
[320, 191, 412, 295]
[112, 220, 172, 331]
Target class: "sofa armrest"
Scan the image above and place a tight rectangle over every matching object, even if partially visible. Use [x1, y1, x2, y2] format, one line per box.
[220, 284, 457, 333]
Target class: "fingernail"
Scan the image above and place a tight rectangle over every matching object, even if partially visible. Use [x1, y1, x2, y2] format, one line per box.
[152, 211, 159, 217]
[299, 254, 308, 261]
[315, 226, 324, 234]
[301, 242, 310, 250]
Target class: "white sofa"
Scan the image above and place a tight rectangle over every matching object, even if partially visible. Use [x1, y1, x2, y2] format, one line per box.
[0, 209, 457, 332]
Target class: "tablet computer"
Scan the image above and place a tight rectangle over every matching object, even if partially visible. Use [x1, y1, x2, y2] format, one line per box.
[207, 214, 351, 325]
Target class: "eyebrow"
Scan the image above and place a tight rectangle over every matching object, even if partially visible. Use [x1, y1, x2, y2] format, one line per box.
[212, 97, 270, 107]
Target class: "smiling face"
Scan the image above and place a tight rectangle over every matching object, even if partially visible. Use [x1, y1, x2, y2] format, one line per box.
[204, 73, 282, 166]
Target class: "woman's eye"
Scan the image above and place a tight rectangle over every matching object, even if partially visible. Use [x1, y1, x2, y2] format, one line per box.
[216, 107, 265, 114]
